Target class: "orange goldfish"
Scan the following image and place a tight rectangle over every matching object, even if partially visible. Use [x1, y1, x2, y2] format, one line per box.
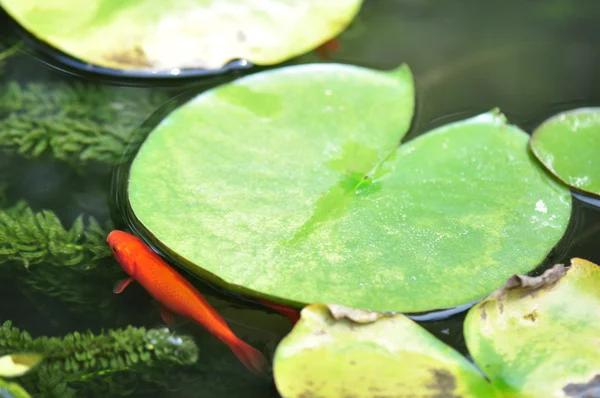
[315, 38, 341, 60]
[106, 230, 267, 374]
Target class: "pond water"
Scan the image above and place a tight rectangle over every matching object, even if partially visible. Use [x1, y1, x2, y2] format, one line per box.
[1, 1, 599, 397]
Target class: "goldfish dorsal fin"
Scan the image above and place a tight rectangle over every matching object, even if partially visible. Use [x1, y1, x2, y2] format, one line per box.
[113, 277, 134, 294]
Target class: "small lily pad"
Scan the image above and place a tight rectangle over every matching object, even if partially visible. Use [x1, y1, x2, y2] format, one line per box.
[464, 258, 600, 397]
[0, 0, 362, 72]
[531, 108, 600, 196]
[273, 304, 497, 397]
[128, 63, 571, 313]
[0, 353, 43, 378]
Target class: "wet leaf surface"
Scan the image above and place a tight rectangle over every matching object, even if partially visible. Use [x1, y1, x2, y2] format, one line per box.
[0, 0, 362, 72]
[128, 63, 571, 313]
[464, 258, 600, 398]
[273, 304, 497, 398]
[531, 107, 600, 196]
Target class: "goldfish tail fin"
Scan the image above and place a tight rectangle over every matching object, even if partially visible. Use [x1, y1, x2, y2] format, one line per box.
[227, 338, 268, 375]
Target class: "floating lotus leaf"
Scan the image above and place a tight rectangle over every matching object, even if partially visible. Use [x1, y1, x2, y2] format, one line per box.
[531, 108, 600, 196]
[0, 353, 42, 378]
[273, 304, 497, 398]
[128, 62, 571, 313]
[464, 258, 600, 398]
[0, 0, 362, 72]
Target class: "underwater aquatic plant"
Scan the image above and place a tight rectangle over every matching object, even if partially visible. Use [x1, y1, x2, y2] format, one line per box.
[0, 41, 22, 75]
[0, 201, 111, 269]
[0, 201, 123, 311]
[0, 81, 169, 168]
[0, 321, 199, 397]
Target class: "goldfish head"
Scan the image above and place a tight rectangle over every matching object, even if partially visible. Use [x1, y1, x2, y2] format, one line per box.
[107, 230, 140, 276]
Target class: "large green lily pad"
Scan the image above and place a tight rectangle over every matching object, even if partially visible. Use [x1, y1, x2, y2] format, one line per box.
[128, 63, 571, 313]
[273, 304, 497, 397]
[530, 108, 600, 196]
[0, 0, 361, 71]
[464, 258, 600, 397]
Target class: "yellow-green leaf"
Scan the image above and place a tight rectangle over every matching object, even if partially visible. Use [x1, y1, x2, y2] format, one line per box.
[464, 258, 600, 398]
[0, 0, 362, 72]
[274, 304, 497, 397]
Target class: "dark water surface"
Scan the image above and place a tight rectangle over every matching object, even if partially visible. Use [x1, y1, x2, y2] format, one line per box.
[1, 1, 600, 397]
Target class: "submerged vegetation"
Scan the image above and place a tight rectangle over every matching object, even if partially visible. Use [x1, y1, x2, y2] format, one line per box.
[0, 200, 110, 269]
[0, 81, 169, 168]
[0, 321, 198, 397]
[0, 200, 123, 310]
[0, 197, 209, 396]
[0, 39, 208, 397]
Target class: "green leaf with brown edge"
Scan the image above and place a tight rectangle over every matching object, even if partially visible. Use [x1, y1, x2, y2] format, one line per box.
[273, 303, 498, 398]
[0, 0, 362, 72]
[530, 107, 600, 196]
[464, 258, 600, 398]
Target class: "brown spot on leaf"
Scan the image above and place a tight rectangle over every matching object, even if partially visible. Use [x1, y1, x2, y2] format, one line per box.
[105, 46, 152, 68]
[426, 369, 461, 398]
[563, 374, 600, 397]
[10, 353, 42, 367]
[499, 302, 504, 313]
[480, 307, 487, 320]
[523, 310, 538, 322]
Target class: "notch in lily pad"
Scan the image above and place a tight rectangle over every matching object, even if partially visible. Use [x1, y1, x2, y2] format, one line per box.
[0, 0, 363, 75]
[530, 108, 600, 196]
